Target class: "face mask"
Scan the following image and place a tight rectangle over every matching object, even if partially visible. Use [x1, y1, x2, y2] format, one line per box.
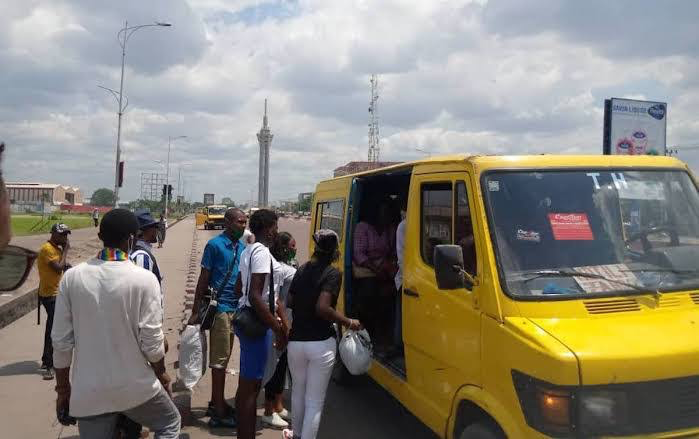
[231, 228, 243, 241]
[288, 248, 297, 261]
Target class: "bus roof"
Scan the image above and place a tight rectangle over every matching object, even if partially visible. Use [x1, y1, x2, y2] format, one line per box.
[320, 154, 687, 184]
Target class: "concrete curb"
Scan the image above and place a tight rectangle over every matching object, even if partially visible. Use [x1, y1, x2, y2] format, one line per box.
[0, 288, 38, 330]
[0, 214, 191, 331]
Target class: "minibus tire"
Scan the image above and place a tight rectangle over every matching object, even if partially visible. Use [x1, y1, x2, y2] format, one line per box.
[459, 422, 504, 439]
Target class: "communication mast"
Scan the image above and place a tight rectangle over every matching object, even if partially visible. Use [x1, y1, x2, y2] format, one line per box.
[368, 74, 380, 163]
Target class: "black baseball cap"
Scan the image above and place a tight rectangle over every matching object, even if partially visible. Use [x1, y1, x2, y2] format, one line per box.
[313, 229, 339, 254]
[51, 223, 71, 235]
[134, 209, 159, 230]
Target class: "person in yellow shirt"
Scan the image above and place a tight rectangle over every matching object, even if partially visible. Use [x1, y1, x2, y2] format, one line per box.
[37, 223, 71, 379]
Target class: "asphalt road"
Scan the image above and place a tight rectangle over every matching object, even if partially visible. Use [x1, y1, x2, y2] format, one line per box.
[0, 216, 438, 439]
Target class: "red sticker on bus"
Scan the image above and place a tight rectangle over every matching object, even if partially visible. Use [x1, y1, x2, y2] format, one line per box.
[548, 213, 594, 241]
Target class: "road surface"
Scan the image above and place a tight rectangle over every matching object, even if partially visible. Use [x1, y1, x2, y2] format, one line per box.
[0, 216, 438, 439]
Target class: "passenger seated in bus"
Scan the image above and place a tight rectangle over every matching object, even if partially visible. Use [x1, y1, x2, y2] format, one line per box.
[352, 201, 398, 353]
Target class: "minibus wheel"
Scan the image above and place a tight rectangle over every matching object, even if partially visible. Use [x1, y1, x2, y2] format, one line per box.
[458, 421, 504, 439]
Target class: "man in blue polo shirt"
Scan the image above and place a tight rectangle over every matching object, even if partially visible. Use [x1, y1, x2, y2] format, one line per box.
[189, 207, 247, 428]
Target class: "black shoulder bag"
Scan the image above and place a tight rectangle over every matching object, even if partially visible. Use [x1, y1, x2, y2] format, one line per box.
[199, 245, 240, 331]
[233, 249, 275, 339]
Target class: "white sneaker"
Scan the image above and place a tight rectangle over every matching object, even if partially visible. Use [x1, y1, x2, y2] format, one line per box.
[277, 408, 290, 421]
[261, 412, 289, 429]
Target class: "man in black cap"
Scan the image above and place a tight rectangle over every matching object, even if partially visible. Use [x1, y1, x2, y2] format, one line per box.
[130, 209, 163, 291]
[52, 208, 180, 437]
[36, 222, 71, 380]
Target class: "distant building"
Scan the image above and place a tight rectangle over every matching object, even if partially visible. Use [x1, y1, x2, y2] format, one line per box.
[7, 182, 83, 212]
[333, 161, 402, 177]
[279, 200, 296, 211]
[203, 193, 215, 205]
[298, 192, 313, 204]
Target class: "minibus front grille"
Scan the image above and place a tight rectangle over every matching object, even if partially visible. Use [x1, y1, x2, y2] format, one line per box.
[583, 298, 641, 314]
[624, 375, 699, 434]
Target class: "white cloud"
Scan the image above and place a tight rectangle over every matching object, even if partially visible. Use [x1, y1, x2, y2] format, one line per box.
[2, 0, 699, 204]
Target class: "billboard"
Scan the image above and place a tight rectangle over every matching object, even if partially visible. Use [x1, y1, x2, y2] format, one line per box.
[203, 193, 215, 205]
[603, 98, 667, 155]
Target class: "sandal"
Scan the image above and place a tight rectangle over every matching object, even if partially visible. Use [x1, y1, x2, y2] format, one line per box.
[282, 429, 294, 439]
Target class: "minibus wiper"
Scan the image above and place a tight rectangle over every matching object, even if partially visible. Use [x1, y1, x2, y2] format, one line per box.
[521, 269, 653, 294]
[623, 268, 699, 277]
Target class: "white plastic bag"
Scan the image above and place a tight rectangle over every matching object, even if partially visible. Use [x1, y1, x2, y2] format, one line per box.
[177, 324, 208, 389]
[339, 329, 372, 375]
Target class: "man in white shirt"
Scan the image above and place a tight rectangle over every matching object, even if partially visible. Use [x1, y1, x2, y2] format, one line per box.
[52, 209, 180, 438]
[234, 209, 288, 439]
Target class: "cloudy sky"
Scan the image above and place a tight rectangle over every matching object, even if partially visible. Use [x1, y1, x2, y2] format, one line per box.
[3, 0, 699, 204]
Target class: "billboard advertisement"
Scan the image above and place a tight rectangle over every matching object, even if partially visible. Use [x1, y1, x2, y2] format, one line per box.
[603, 98, 667, 155]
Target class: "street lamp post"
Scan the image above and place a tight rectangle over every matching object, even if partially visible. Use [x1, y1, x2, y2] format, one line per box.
[178, 163, 192, 202]
[165, 135, 187, 219]
[111, 20, 171, 208]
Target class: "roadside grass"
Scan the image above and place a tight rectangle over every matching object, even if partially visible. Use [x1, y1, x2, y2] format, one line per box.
[11, 214, 94, 236]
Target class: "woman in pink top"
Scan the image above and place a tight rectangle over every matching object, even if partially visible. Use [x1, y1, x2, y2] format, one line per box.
[352, 202, 398, 352]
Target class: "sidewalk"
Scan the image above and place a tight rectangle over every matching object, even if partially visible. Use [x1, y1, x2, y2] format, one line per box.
[0, 217, 186, 329]
[0, 217, 192, 438]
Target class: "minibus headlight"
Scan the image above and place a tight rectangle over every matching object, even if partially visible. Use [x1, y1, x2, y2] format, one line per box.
[512, 371, 573, 435]
[513, 371, 633, 436]
[578, 390, 629, 433]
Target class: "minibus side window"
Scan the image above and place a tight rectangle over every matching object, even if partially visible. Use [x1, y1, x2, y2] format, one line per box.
[455, 181, 477, 275]
[316, 199, 345, 240]
[421, 182, 453, 266]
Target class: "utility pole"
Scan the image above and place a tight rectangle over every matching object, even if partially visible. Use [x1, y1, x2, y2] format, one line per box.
[111, 20, 171, 207]
[164, 135, 186, 219]
[367, 74, 380, 166]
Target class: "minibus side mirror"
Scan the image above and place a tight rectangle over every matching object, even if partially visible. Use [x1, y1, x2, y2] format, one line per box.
[434, 245, 474, 290]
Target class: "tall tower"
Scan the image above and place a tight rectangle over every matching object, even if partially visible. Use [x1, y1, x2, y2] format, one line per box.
[257, 99, 273, 207]
[367, 74, 380, 165]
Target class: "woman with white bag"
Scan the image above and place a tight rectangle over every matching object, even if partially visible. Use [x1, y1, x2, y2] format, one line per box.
[283, 230, 362, 439]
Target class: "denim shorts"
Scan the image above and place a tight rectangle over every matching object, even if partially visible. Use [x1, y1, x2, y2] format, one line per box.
[235, 327, 272, 380]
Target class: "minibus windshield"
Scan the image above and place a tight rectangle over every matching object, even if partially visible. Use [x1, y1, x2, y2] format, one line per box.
[208, 207, 226, 215]
[483, 170, 699, 298]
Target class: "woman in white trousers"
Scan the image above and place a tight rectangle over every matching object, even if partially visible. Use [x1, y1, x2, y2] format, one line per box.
[284, 230, 362, 439]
